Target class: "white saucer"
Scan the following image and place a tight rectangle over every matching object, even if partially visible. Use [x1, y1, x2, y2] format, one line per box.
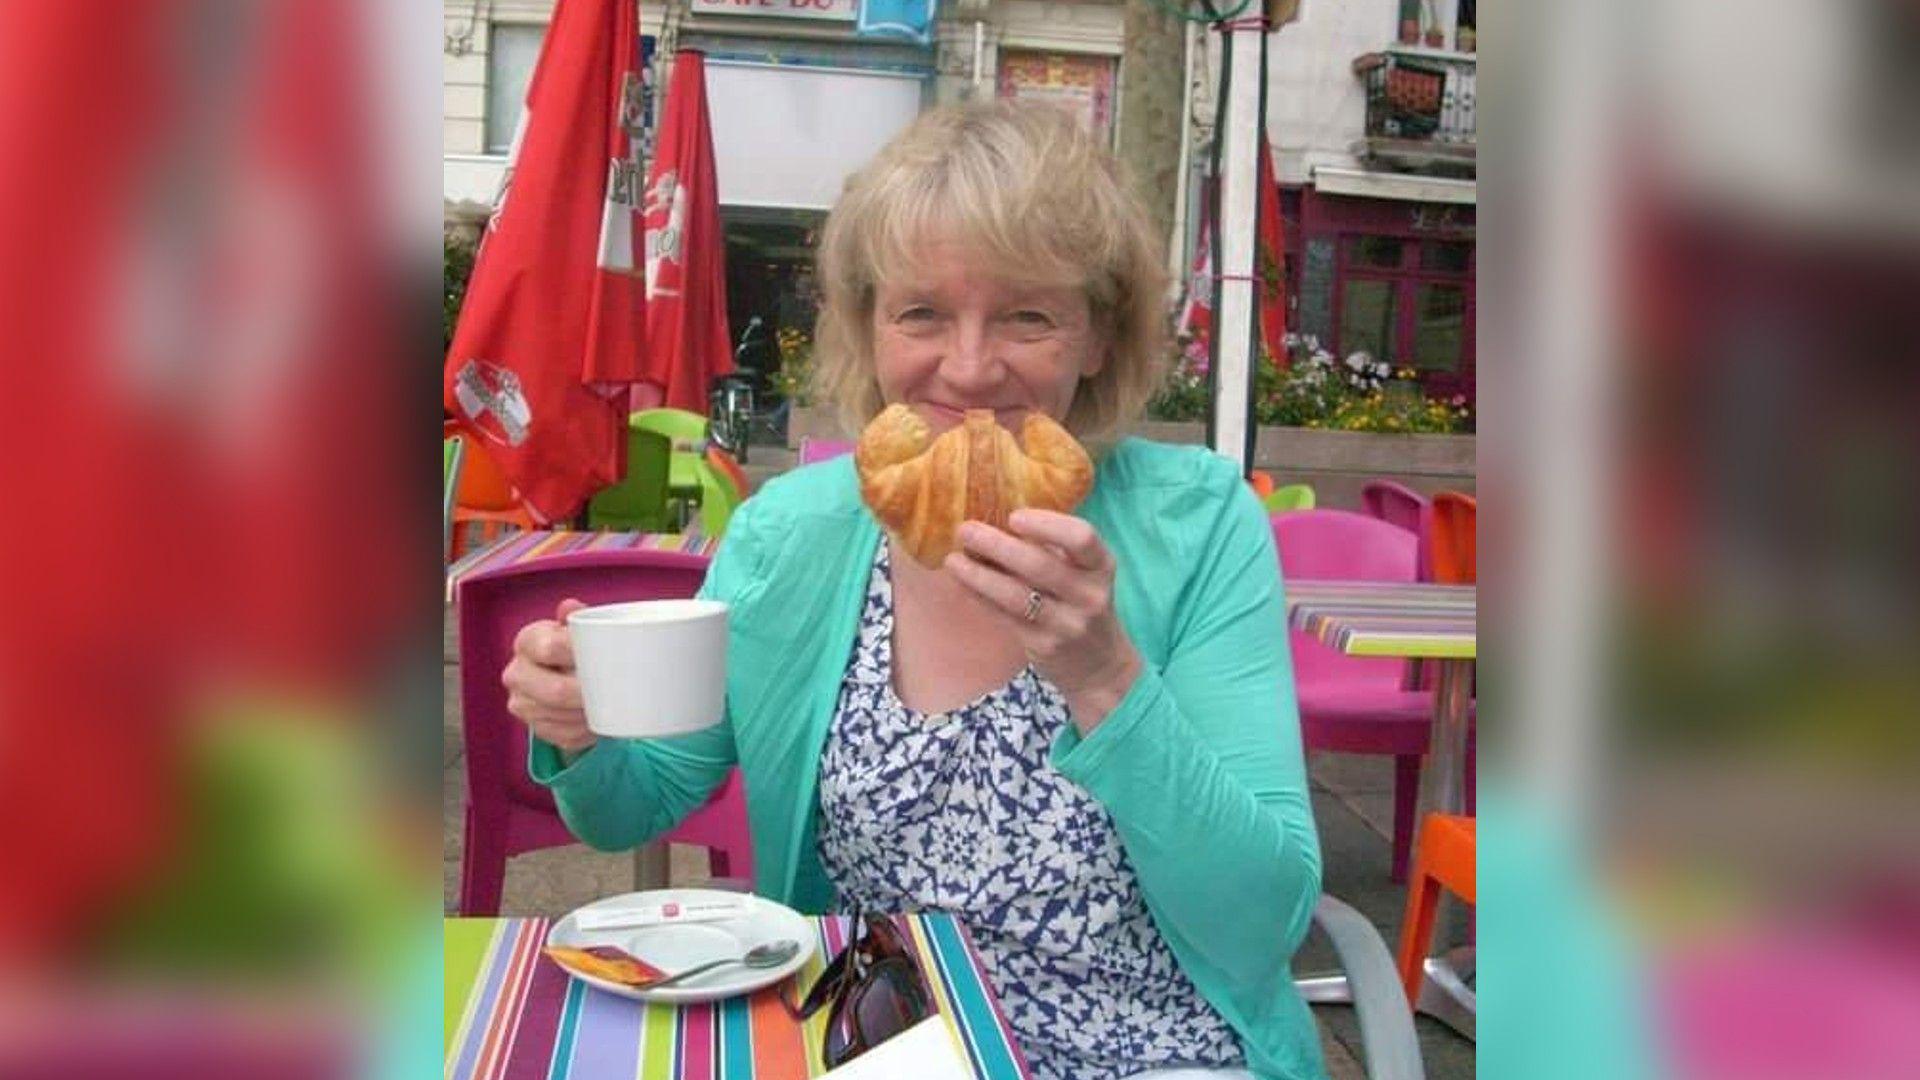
[545, 889, 816, 1004]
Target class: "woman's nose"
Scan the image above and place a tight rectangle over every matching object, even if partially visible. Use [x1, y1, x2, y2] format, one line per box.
[939, 318, 1002, 388]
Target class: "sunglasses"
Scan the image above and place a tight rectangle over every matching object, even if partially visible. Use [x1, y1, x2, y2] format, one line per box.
[784, 912, 934, 1069]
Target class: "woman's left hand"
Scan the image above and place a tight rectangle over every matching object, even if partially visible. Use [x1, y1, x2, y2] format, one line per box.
[945, 509, 1141, 734]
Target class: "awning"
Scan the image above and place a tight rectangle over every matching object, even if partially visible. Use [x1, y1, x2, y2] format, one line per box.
[1311, 165, 1476, 205]
[705, 60, 924, 210]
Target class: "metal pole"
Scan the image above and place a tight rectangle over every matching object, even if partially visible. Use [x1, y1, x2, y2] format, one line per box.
[1205, 12, 1264, 475]
[1169, 20, 1198, 291]
[972, 20, 985, 95]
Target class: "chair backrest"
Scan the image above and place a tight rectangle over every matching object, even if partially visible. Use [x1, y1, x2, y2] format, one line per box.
[587, 427, 674, 532]
[705, 446, 749, 501]
[798, 437, 854, 465]
[1272, 509, 1420, 690]
[444, 436, 464, 495]
[1265, 483, 1317, 513]
[444, 437, 465, 557]
[695, 457, 743, 538]
[1359, 478, 1428, 534]
[1359, 479, 1432, 580]
[457, 549, 712, 817]
[451, 430, 520, 513]
[1430, 491, 1477, 584]
[633, 408, 710, 451]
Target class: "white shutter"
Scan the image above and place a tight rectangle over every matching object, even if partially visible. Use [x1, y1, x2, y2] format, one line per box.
[704, 61, 924, 211]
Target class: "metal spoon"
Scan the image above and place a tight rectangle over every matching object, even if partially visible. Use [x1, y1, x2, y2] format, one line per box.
[646, 939, 801, 990]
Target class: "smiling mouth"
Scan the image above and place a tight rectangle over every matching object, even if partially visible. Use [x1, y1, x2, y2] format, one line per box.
[919, 403, 1028, 424]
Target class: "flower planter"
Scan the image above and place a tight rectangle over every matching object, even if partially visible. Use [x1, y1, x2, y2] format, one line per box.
[1125, 421, 1476, 509]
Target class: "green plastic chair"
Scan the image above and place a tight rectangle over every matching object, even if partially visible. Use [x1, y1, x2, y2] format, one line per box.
[1264, 483, 1317, 513]
[443, 436, 465, 560]
[632, 409, 711, 521]
[693, 456, 742, 539]
[587, 426, 675, 532]
[631, 407, 709, 447]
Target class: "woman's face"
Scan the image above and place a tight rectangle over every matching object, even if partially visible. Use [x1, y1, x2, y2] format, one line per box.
[870, 238, 1103, 434]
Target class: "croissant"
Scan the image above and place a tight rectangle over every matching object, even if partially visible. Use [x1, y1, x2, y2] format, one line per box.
[855, 404, 1095, 567]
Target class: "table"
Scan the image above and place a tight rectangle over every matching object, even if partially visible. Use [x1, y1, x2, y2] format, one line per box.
[446, 530, 720, 602]
[445, 913, 1032, 1080]
[1285, 579, 1477, 1038]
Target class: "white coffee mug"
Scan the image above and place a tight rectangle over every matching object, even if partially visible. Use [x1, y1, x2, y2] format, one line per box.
[566, 599, 728, 738]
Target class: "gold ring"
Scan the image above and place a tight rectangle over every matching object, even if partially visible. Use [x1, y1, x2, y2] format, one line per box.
[1023, 590, 1044, 623]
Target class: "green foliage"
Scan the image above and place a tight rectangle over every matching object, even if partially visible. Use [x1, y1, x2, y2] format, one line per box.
[444, 230, 478, 355]
[766, 327, 814, 406]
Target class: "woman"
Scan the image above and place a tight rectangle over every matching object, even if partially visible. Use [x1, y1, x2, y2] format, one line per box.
[504, 103, 1325, 1080]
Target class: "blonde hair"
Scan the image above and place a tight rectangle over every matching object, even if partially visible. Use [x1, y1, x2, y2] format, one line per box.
[810, 101, 1169, 443]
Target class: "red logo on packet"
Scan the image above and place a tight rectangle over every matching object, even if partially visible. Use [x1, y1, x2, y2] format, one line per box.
[662, 902, 681, 918]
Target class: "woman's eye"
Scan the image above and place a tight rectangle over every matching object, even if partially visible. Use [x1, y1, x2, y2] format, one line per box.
[1008, 310, 1053, 328]
[896, 306, 937, 323]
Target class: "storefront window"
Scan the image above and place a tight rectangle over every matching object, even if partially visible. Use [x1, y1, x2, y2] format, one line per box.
[1332, 225, 1474, 394]
[1421, 240, 1472, 273]
[1349, 236, 1405, 270]
[1340, 280, 1399, 362]
[1413, 282, 1466, 370]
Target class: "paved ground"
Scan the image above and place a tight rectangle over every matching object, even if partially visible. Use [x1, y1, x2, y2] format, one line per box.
[443, 546, 1474, 1078]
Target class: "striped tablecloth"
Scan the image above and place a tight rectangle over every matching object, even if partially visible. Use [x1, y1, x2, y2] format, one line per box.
[1285, 580, 1477, 659]
[445, 914, 1032, 1080]
[446, 531, 721, 602]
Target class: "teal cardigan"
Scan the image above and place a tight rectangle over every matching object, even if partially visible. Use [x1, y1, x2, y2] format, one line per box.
[530, 438, 1326, 1079]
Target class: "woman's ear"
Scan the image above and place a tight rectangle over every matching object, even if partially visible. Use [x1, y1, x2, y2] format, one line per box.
[1078, 333, 1111, 379]
[1079, 300, 1117, 379]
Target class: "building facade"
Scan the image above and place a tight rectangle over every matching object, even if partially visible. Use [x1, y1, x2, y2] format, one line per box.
[1251, 0, 1475, 396]
[446, 0, 1128, 374]
[442, 0, 1473, 395]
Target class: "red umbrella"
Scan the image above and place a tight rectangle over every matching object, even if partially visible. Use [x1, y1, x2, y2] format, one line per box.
[1180, 133, 1288, 364]
[1255, 132, 1288, 364]
[443, 0, 646, 523]
[639, 50, 733, 414]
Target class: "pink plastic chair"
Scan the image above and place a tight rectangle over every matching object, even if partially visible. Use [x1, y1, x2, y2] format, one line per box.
[798, 437, 854, 465]
[1361, 479, 1437, 692]
[1359, 479, 1433, 580]
[1273, 509, 1434, 882]
[456, 548, 754, 915]
[1660, 933, 1920, 1078]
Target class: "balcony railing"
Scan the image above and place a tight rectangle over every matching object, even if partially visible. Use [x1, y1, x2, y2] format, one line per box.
[1351, 45, 1475, 173]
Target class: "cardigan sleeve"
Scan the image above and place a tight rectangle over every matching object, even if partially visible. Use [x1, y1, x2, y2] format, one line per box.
[525, 500, 770, 852]
[1049, 467, 1322, 1032]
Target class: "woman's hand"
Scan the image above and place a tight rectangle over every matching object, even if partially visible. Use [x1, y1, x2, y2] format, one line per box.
[945, 509, 1141, 734]
[502, 598, 597, 755]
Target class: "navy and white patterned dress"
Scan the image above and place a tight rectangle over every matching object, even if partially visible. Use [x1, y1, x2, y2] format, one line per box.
[816, 544, 1247, 1080]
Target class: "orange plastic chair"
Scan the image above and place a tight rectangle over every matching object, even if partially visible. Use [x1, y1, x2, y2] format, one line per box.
[447, 424, 536, 558]
[1396, 812, 1476, 1003]
[1431, 491, 1477, 584]
[705, 445, 749, 502]
[1248, 470, 1276, 500]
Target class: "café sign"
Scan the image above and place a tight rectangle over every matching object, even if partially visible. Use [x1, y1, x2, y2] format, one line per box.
[691, 0, 858, 22]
